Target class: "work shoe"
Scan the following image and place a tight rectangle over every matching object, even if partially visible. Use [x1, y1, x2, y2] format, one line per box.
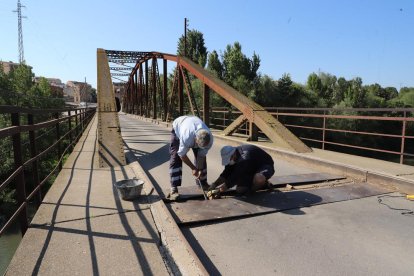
[166, 191, 180, 201]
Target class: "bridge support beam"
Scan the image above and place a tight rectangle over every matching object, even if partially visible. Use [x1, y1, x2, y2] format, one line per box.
[134, 71, 138, 115]
[178, 66, 184, 116]
[203, 84, 210, 126]
[178, 57, 312, 153]
[152, 57, 157, 119]
[163, 59, 168, 121]
[139, 64, 143, 115]
[108, 51, 310, 153]
[223, 115, 247, 136]
[97, 48, 126, 167]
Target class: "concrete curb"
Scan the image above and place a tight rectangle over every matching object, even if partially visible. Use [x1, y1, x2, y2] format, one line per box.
[125, 113, 414, 194]
[126, 155, 208, 276]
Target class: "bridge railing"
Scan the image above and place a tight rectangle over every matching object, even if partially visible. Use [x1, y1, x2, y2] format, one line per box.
[208, 107, 414, 165]
[0, 105, 96, 236]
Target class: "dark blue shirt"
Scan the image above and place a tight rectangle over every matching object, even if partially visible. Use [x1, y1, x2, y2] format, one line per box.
[220, 145, 274, 188]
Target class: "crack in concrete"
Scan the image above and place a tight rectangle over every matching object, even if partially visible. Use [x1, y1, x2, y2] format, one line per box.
[396, 173, 414, 176]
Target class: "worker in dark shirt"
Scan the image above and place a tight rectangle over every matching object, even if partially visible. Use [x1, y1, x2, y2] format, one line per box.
[209, 144, 275, 195]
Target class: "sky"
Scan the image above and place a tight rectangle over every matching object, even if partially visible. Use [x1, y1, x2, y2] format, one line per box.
[1, 0, 413, 90]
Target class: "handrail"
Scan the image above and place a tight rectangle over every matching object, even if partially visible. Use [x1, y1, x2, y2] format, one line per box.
[0, 105, 96, 237]
[208, 107, 413, 165]
[0, 105, 81, 115]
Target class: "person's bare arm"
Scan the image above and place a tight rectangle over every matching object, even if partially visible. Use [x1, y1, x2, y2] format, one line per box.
[209, 176, 226, 190]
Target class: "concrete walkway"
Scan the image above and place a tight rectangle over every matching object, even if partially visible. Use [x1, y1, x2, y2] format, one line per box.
[6, 116, 170, 276]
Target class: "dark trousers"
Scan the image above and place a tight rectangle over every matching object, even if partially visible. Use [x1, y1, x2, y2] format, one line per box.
[169, 130, 207, 188]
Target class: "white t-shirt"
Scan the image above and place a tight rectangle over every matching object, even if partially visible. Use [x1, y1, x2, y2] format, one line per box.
[172, 115, 213, 157]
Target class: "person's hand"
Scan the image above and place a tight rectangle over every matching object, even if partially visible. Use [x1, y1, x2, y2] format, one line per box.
[207, 189, 221, 200]
[208, 183, 217, 191]
[218, 184, 228, 193]
[192, 169, 201, 178]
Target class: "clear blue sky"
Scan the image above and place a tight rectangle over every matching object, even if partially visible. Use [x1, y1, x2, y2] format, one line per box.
[1, 0, 413, 90]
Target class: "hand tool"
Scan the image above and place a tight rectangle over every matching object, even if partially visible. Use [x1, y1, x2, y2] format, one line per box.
[196, 178, 208, 200]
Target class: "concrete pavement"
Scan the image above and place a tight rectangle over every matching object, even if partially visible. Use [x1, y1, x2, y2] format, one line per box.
[7, 112, 414, 275]
[6, 116, 171, 276]
[120, 114, 414, 276]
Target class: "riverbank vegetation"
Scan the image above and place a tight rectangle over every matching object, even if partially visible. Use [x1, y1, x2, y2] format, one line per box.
[0, 63, 66, 229]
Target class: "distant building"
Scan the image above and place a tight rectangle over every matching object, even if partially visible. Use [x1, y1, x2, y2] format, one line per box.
[64, 81, 92, 104]
[34, 77, 65, 97]
[0, 61, 32, 74]
[0, 61, 19, 74]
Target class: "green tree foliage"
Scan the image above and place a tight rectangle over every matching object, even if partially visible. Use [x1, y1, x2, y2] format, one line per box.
[207, 42, 261, 100]
[177, 29, 208, 67]
[172, 29, 414, 165]
[1, 64, 67, 226]
[205, 42, 261, 105]
[307, 73, 322, 94]
[222, 42, 260, 86]
[10, 64, 33, 93]
[307, 72, 337, 106]
[333, 77, 348, 104]
[207, 50, 223, 79]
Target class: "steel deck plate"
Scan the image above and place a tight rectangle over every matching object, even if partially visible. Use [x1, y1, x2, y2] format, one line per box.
[173, 173, 346, 200]
[168, 182, 391, 225]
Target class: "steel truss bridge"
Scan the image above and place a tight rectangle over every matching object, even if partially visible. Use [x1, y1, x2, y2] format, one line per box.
[97, 49, 311, 167]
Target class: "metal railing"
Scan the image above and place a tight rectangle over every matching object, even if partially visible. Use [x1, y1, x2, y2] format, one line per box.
[0, 105, 96, 236]
[209, 107, 414, 165]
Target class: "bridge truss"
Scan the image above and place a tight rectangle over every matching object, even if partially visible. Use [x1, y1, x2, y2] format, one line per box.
[101, 49, 311, 154]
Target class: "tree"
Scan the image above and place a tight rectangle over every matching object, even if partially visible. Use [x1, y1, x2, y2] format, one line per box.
[10, 64, 33, 93]
[332, 77, 348, 104]
[207, 50, 223, 79]
[383, 87, 398, 101]
[307, 73, 322, 94]
[398, 91, 414, 107]
[307, 72, 338, 106]
[177, 29, 208, 67]
[400, 87, 414, 96]
[222, 42, 260, 85]
[256, 75, 279, 106]
[344, 77, 367, 108]
[320, 72, 337, 105]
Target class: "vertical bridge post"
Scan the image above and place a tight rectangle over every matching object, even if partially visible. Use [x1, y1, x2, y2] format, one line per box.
[97, 48, 126, 167]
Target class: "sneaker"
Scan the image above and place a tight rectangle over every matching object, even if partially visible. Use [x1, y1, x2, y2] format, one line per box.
[166, 191, 180, 201]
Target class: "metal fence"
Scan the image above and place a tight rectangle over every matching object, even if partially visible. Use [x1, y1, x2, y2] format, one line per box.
[0, 106, 95, 236]
[209, 107, 414, 165]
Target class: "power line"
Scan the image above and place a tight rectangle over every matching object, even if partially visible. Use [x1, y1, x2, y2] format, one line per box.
[13, 0, 27, 64]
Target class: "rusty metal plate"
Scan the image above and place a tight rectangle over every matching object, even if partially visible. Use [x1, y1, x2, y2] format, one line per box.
[269, 172, 345, 186]
[174, 173, 345, 200]
[168, 182, 391, 225]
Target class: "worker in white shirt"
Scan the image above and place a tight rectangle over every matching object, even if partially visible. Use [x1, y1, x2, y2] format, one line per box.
[168, 115, 213, 200]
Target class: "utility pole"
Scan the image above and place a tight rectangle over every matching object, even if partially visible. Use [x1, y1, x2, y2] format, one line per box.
[184, 18, 189, 57]
[13, 0, 26, 64]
